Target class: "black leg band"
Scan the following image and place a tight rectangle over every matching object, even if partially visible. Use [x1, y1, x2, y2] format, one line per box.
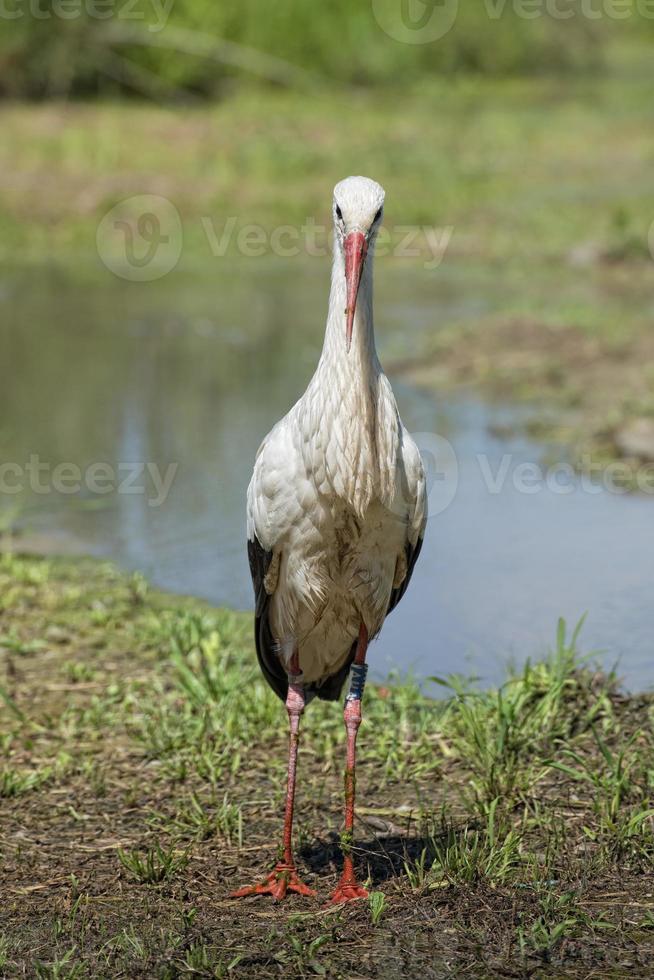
[345, 663, 368, 703]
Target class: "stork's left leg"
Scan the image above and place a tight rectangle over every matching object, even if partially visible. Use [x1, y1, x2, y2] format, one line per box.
[330, 623, 370, 904]
[231, 655, 315, 901]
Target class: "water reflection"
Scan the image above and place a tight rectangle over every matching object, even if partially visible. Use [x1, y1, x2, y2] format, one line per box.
[1, 261, 651, 690]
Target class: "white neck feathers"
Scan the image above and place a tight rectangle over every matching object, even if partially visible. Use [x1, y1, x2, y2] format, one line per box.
[299, 242, 399, 515]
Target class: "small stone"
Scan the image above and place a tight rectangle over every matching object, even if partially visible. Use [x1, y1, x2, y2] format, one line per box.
[45, 625, 70, 644]
[615, 417, 654, 462]
[568, 241, 602, 267]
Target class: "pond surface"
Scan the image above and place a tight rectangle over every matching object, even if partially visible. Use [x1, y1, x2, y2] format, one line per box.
[1, 260, 652, 690]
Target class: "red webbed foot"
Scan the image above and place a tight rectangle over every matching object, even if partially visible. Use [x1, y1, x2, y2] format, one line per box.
[329, 872, 369, 904]
[231, 863, 316, 901]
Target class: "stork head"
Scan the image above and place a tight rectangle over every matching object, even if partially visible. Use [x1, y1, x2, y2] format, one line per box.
[333, 176, 385, 352]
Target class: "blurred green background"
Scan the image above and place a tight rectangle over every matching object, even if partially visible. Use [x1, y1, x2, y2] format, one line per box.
[0, 0, 615, 98]
[1, 1, 654, 466]
[1, 2, 652, 263]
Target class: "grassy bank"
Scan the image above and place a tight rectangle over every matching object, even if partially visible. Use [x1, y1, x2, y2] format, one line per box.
[0, 553, 653, 977]
[3, 66, 653, 264]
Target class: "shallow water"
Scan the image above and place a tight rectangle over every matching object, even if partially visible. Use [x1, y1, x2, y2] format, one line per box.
[1, 260, 652, 690]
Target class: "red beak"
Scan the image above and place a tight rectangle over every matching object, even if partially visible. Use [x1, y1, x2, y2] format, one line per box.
[344, 231, 368, 353]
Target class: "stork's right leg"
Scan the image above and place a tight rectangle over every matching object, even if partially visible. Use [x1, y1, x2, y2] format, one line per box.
[231, 663, 315, 901]
[329, 624, 370, 904]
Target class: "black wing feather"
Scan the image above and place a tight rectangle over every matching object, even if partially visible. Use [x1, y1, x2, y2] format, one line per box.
[386, 535, 424, 617]
[248, 536, 288, 702]
[248, 535, 354, 703]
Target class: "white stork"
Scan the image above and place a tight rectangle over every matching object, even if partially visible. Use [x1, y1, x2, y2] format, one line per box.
[232, 176, 427, 904]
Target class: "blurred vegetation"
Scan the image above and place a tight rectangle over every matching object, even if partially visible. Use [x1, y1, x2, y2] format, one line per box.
[3, 68, 653, 261]
[0, 0, 634, 99]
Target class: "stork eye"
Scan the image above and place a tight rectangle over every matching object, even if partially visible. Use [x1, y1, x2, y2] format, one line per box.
[374, 207, 383, 223]
[335, 204, 343, 222]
